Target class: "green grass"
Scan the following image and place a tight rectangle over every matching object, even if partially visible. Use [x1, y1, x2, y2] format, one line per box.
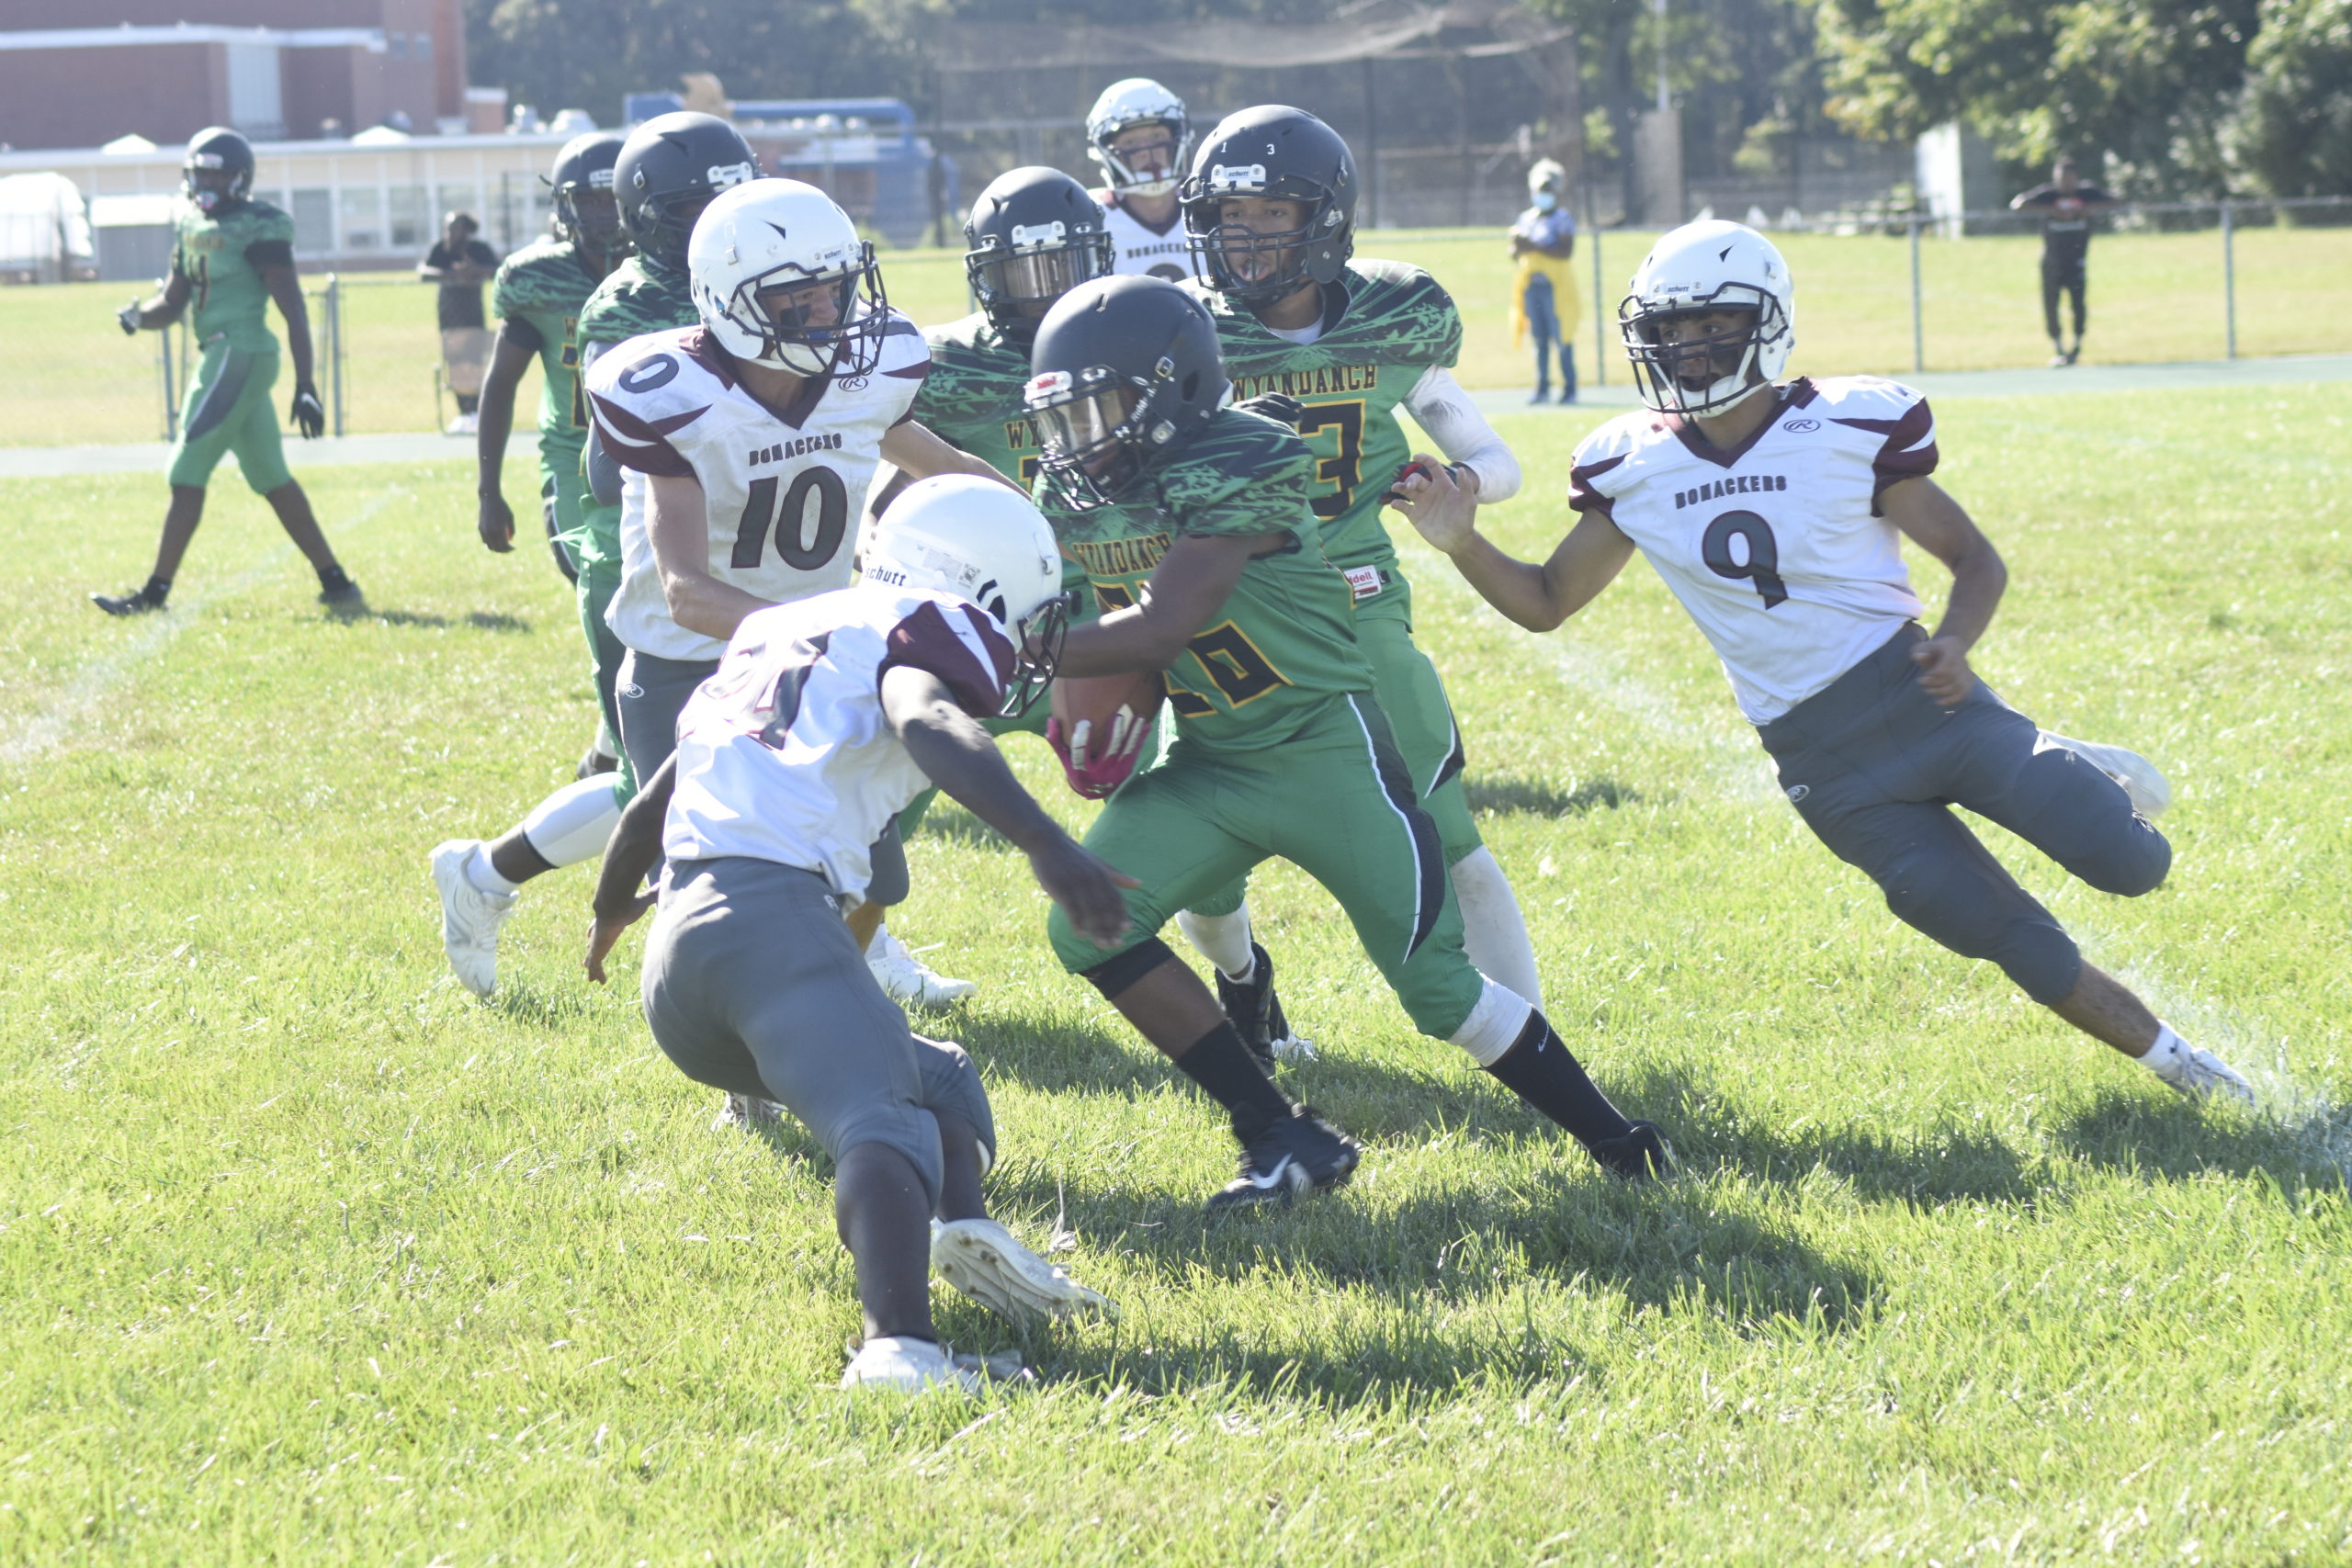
[13, 220, 2352, 446]
[1, 389, 2348, 1562]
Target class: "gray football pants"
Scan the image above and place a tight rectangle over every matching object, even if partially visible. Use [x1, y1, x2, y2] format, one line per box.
[1758, 623, 2171, 1004]
[642, 855, 995, 1208]
[616, 647, 908, 905]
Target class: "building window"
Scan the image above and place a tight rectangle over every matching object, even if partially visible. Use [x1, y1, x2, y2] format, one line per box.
[339, 186, 382, 251]
[389, 185, 429, 248]
[415, 33, 433, 62]
[388, 32, 407, 58]
[291, 189, 334, 254]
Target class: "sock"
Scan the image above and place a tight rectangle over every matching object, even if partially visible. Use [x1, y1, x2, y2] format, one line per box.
[1484, 1011, 1634, 1147]
[518, 774, 625, 866]
[2139, 1022, 2191, 1080]
[464, 843, 521, 897]
[1176, 905, 1256, 979]
[143, 574, 173, 603]
[318, 565, 352, 591]
[1451, 848, 1544, 1011]
[1171, 1020, 1293, 1134]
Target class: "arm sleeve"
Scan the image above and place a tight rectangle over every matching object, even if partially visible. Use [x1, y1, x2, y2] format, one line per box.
[500, 313, 548, 353]
[244, 238, 295, 271]
[1403, 365, 1521, 503]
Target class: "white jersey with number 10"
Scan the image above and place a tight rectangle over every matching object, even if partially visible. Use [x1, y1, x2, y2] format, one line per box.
[1567, 375, 1938, 725]
[589, 314, 930, 662]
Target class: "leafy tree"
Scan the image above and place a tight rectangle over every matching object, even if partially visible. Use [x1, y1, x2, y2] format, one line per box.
[2225, 0, 2352, 195]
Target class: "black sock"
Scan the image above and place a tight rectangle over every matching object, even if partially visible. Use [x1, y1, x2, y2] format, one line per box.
[1171, 1021, 1293, 1134]
[318, 565, 351, 591]
[1484, 1013, 1634, 1147]
[143, 574, 172, 603]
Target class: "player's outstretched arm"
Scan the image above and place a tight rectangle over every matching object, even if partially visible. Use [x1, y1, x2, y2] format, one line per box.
[1883, 476, 2007, 707]
[1050, 532, 1264, 677]
[583, 758, 673, 981]
[880, 420, 1023, 493]
[881, 665, 1136, 948]
[473, 329, 537, 551]
[649, 471, 775, 642]
[1390, 457, 1636, 632]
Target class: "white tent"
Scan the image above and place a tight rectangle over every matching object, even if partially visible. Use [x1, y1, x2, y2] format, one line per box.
[0, 171, 94, 280]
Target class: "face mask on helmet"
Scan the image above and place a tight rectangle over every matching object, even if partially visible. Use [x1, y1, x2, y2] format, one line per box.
[1620, 289, 1788, 417]
[712, 248, 888, 378]
[1182, 183, 1342, 307]
[1095, 121, 1188, 197]
[183, 151, 250, 215]
[967, 226, 1114, 341]
[1027, 369, 1155, 511]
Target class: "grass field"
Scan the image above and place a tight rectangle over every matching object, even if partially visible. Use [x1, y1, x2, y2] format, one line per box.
[10, 220, 2352, 446]
[1, 386, 2346, 1562]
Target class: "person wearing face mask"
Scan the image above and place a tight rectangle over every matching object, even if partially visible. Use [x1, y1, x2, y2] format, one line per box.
[1508, 160, 1577, 404]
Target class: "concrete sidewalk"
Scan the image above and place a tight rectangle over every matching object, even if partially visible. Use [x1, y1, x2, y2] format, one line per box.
[5, 354, 2346, 479]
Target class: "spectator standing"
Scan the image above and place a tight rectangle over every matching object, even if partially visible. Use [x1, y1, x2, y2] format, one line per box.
[1510, 161, 1577, 404]
[419, 211, 500, 432]
[2009, 156, 2117, 367]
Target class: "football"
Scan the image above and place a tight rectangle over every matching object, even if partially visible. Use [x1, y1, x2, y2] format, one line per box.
[1046, 670, 1164, 797]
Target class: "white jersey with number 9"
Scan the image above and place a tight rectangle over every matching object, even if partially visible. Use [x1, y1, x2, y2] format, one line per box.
[1567, 375, 1936, 725]
[589, 313, 931, 661]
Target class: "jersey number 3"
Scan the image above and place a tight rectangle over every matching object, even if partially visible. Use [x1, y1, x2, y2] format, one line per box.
[1702, 510, 1787, 608]
[732, 468, 850, 571]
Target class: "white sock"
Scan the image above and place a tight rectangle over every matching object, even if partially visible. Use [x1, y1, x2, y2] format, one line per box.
[1447, 976, 1537, 1067]
[518, 775, 626, 867]
[1176, 904, 1256, 980]
[2139, 1022, 2191, 1080]
[863, 919, 891, 960]
[1451, 848, 1544, 1012]
[464, 843, 520, 897]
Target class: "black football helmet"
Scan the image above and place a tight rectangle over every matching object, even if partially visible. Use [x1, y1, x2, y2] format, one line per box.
[615, 112, 758, 274]
[1180, 106, 1358, 309]
[963, 166, 1114, 346]
[1023, 275, 1229, 511]
[183, 127, 255, 216]
[547, 130, 626, 254]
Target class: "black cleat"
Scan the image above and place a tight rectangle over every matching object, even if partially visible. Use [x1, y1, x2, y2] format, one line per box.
[1589, 1121, 1673, 1181]
[91, 583, 167, 616]
[317, 573, 363, 608]
[1206, 1104, 1361, 1213]
[1215, 942, 1311, 1069]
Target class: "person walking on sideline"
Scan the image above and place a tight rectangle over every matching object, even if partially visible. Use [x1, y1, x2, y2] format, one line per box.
[419, 211, 501, 432]
[2010, 157, 2117, 367]
[1509, 159, 1577, 403]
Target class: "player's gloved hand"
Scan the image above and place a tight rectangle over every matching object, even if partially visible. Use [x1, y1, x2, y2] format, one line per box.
[1046, 705, 1150, 799]
[117, 299, 143, 336]
[1232, 391, 1305, 429]
[291, 384, 326, 439]
[1024, 830, 1139, 950]
[477, 491, 515, 553]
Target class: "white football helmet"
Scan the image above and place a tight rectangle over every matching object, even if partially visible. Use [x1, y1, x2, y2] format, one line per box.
[863, 476, 1069, 717]
[1086, 78, 1191, 197]
[1618, 219, 1795, 416]
[688, 178, 889, 378]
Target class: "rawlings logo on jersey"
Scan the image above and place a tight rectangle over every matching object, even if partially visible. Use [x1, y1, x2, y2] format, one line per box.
[1782, 418, 1820, 433]
[749, 433, 844, 464]
[1675, 474, 1787, 510]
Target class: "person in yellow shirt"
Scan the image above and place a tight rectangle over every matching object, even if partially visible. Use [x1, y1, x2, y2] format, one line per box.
[1508, 160, 1577, 404]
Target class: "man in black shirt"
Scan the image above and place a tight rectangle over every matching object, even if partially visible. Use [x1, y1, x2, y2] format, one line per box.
[418, 211, 500, 431]
[2010, 157, 2118, 367]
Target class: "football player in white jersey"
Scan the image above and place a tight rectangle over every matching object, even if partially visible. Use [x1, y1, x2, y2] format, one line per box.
[585, 477, 1128, 1393]
[1086, 78, 1199, 282]
[428, 178, 1015, 1014]
[1394, 219, 2256, 1107]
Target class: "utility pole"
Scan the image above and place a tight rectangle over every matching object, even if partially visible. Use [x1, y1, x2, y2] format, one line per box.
[1654, 0, 1669, 113]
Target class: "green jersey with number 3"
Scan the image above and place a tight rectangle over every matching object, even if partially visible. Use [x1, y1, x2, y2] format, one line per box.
[910, 311, 1042, 486]
[1194, 259, 1463, 577]
[1041, 407, 1374, 752]
[174, 198, 297, 354]
[492, 236, 604, 465]
[575, 256, 697, 550]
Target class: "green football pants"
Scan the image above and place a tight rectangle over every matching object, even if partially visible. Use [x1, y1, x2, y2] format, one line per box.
[167, 342, 291, 494]
[1045, 693, 1484, 1040]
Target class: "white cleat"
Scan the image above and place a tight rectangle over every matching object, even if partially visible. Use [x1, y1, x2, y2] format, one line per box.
[867, 925, 978, 1008]
[429, 840, 515, 997]
[710, 1092, 786, 1132]
[2151, 1044, 2257, 1109]
[933, 1217, 1118, 1325]
[840, 1335, 981, 1394]
[2041, 731, 2173, 818]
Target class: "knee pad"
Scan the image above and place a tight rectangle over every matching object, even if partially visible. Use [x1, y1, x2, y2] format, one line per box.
[520, 774, 626, 866]
[912, 1034, 997, 1175]
[1876, 841, 2080, 1005]
[1080, 936, 1176, 999]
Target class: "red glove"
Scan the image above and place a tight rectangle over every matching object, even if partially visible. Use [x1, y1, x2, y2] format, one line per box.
[1046, 707, 1150, 799]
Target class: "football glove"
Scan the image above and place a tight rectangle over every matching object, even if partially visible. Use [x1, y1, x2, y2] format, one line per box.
[291, 384, 326, 439]
[117, 299, 142, 336]
[1046, 707, 1150, 799]
[1232, 391, 1306, 429]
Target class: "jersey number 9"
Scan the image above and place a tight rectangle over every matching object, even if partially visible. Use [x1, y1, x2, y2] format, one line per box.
[1702, 510, 1787, 609]
[732, 468, 851, 572]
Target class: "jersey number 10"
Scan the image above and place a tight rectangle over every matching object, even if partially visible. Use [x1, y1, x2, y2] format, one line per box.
[731, 467, 850, 572]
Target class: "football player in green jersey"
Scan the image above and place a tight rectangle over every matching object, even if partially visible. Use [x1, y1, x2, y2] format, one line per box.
[1023, 276, 1668, 1210]
[430, 114, 751, 999]
[98, 128, 358, 615]
[470, 130, 627, 774]
[1178, 107, 1548, 1023]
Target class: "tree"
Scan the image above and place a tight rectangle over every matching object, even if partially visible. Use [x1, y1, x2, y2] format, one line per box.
[2226, 0, 2352, 196]
[1812, 0, 2263, 196]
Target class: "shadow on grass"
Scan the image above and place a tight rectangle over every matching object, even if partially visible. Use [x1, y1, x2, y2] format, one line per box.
[2050, 1084, 2351, 1192]
[1464, 773, 1639, 817]
[905, 800, 1017, 852]
[489, 979, 603, 1029]
[329, 607, 533, 634]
